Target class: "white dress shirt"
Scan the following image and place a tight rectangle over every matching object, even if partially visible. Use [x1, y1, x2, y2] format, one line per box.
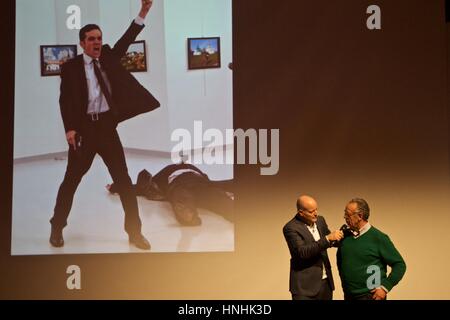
[306, 223, 327, 279]
[354, 222, 371, 239]
[83, 54, 111, 115]
[168, 169, 203, 184]
[84, 17, 145, 115]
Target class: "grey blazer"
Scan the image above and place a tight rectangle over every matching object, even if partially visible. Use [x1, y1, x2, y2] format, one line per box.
[283, 214, 335, 297]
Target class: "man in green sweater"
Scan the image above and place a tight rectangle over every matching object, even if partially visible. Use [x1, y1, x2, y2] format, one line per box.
[337, 198, 406, 300]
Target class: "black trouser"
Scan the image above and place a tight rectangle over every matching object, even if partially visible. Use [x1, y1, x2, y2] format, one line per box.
[51, 112, 141, 236]
[292, 279, 333, 300]
[167, 174, 234, 222]
[344, 292, 386, 300]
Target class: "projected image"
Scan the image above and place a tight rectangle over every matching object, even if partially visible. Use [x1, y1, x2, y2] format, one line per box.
[12, 0, 234, 255]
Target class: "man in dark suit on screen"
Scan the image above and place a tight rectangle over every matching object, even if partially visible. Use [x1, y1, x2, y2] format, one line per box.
[283, 195, 343, 300]
[50, 0, 159, 250]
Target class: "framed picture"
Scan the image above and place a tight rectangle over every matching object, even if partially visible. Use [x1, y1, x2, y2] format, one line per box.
[40, 45, 77, 77]
[121, 40, 148, 72]
[187, 37, 221, 70]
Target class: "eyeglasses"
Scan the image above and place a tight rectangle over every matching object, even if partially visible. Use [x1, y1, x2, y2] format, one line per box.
[343, 211, 360, 219]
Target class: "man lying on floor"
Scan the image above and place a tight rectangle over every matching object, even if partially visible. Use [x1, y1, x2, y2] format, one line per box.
[106, 163, 234, 226]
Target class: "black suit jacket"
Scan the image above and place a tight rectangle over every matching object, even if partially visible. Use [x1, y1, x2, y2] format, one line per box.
[152, 163, 209, 194]
[109, 163, 234, 199]
[283, 214, 335, 297]
[59, 21, 160, 133]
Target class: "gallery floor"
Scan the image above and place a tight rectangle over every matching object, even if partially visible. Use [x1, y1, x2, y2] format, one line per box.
[11, 152, 234, 255]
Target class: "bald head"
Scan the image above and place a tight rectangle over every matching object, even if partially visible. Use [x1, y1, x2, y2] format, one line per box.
[296, 195, 317, 212]
[296, 195, 319, 225]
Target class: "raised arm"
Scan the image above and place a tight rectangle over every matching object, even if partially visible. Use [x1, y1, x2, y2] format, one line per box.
[112, 0, 154, 57]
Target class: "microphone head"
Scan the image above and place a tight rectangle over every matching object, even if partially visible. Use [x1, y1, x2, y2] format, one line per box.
[340, 224, 356, 237]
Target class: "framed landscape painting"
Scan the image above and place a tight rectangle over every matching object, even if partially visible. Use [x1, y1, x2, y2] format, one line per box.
[121, 40, 148, 72]
[187, 37, 221, 70]
[40, 44, 77, 76]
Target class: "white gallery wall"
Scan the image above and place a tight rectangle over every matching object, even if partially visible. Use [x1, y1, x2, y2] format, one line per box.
[14, 0, 233, 158]
[15, 0, 65, 158]
[164, 0, 233, 140]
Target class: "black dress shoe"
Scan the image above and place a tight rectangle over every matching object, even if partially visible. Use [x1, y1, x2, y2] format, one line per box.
[129, 233, 151, 250]
[49, 226, 64, 247]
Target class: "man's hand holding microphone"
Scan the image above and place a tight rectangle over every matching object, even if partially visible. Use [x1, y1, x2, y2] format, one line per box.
[326, 229, 344, 244]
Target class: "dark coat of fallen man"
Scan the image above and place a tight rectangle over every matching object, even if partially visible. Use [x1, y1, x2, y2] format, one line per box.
[107, 163, 234, 226]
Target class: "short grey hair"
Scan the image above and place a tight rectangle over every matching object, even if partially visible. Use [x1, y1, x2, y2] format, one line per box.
[349, 198, 370, 221]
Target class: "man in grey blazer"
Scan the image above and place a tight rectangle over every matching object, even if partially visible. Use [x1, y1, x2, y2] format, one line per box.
[283, 195, 343, 300]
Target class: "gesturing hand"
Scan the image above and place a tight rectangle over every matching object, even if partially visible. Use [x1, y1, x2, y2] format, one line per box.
[326, 230, 344, 242]
[139, 0, 153, 19]
[371, 288, 387, 300]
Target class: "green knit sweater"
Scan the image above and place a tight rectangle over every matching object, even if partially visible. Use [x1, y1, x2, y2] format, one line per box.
[337, 226, 406, 295]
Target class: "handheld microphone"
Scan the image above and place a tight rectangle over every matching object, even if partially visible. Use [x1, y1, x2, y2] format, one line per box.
[329, 225, 351, 246]
[340, 224, 359, 237]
